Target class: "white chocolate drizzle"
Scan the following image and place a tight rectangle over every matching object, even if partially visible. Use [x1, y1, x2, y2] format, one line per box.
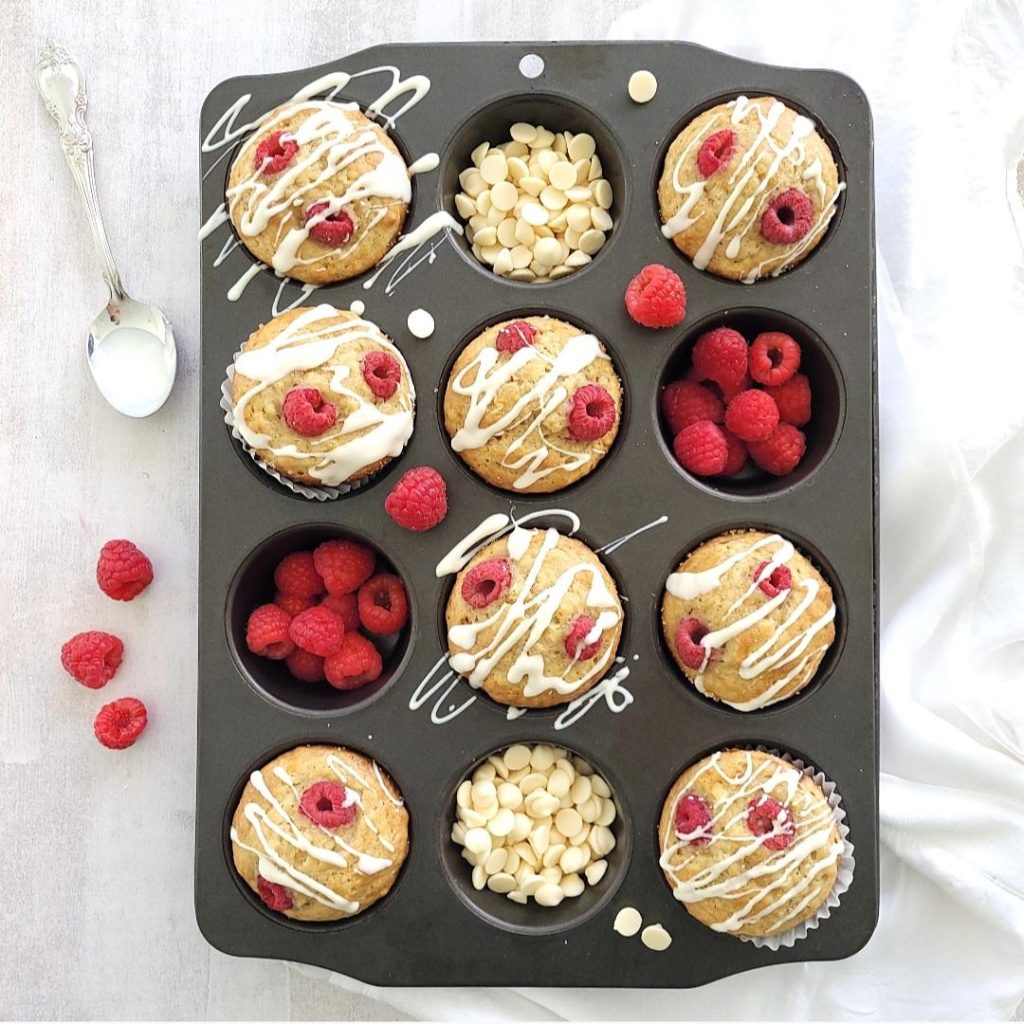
[659, 751, 843, 934]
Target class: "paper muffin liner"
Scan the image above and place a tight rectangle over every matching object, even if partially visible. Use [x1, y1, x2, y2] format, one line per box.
[735, 746, 855, 951]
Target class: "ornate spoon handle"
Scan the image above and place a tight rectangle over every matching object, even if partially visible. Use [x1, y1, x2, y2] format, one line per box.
[35, 42, 125, 301]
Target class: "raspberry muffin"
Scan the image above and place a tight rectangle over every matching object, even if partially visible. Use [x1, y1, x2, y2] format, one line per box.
[658, 748, 844, 939]
[230, 744, 409, 922]
[445, 527, 623, 708]
[658, 96, 843, 282]
[230, 304, 414, 488]
[443, 316, 622, 493]
[227, 101, 410, 284]
[661, 530, 835, 710]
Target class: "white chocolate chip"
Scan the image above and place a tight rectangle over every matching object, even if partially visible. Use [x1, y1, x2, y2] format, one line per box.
[519, 772, 547, 795]
[559, 845, 588, 875]
[493, 248, 514, 276]
[471, 140, 490, 166]
[535, 882, 564, 907]
[547, 769, 571, 799]
[490, 180, 518, 212]
[484, 848, 507, 874]
[591, 207, 614, 232]
[510, 245, 533, 269]
[487, 754, 510, 779]
[497, 782, 523, 809]
[542, 843, 567, 868]
[555, 807, 583, 838]
[508, 268, 536, 282]
[510, 122, 538, 144]
[507, 889, 528, 905]
[579, 796, 600, 823]
[569, 824, 591, 847]
[460, 807, 487, 829]
[565, 185, 592, 203]
[480, 151, 509, 185]
[464, 827, 491, 856]
[589, 825, 616, 857]
[588, 155, 603, 181]
[513, 220, 535, 247]
[578, 228, 606, 255]
[628, 69, 658, 103]
[534, 236, 563, 267]
[519, 175, 546, 197]
[486, 207, 504, 226]
[472, 225, 497, 248]
[561, 873, 585, 898]
[407, 308, 434, 339]
[487, 872, 517, 894]
[496, 218, 518, 248]
[641, 924, 672, 952]
[521, 201, 549, 226]
[472, 865, 489, 891]
[488, 807, 516, 837]
[504, 849, 520, 874]
[475, 189, 492, 215]
[596, 799, 617, 827]
[564, 249, 591, 269]
[566, 204, 592, 234]
[539, 866, 563, 884]
[456, 780, 472, 808]
[593, 179, 613, 210]
[503, 745, 532, 772]
[528, 823, 551, 857]
[532, 127, 555, 149]
[515, 841, 539, 869]
[549, 264, 573, 280]
[567, 132, 596, 161]
[471, 780, 497, 807]
[459, 168, 485, 196]
[573, 757, 594, 776]
[455, 193, 477, 218]
[613, 907, 643, 937]
[451, 822, 466, 844]
[569, 775, 592, 804]
[509, 812, 532, 843]
[585, 859, 607, 886]
[591, 775, 611, 798]
[506, 140, 530, 157]
[521, 873, 545, 897]
[548, 160, 578, 192]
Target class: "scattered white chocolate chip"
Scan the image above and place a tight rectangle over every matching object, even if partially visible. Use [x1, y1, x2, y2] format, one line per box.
[641, 923, 672, 952]
[628, 70, 658, 104]
[406, 308, 434, 339]
[613, 906, 643, 937]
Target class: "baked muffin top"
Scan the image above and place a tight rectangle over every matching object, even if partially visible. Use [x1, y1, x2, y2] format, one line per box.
[230, 744, 409, 922]
[230, 304, 414, 488]
[445, 527, 623, 709]
[661, 529, 836, 710]
[227, 100, 409, 284]
[658, 96, 843, 282]
[443, 316, 622, 493]
[658, 748, 843, 938]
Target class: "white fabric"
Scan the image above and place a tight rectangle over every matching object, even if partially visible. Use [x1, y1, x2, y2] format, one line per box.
[308, 0, 1024, 1017]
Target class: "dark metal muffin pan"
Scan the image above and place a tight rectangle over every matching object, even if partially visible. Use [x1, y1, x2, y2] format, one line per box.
[197, 41, 877, 988]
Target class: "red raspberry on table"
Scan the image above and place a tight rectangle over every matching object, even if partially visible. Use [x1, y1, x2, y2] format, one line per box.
[766, 373, 812, 426]
[720, 428, 748, 476]
[286, 648, 326, 683]
[384, 466, 448, 532]
[96, 539, 153, 601]
[747, 423, 807, 476]
[288, 606, 346, 657]
[760, 188, 814, 245]
[305, 202, 355, 246]
[299, 780, 358, 828]
[754, 561, 793, 598]
[93, 697, 148, 750]
[661, 380, 724, 434]
[749, 331, 801, 386]
[564, 614, 602, 660]
[273, 551, 324, 599]
[461, 558, 513, 609]
[675, 617, 713, 670]
[324, 633, 384, 690]
[282, 387, 337, 437]
[256, 876, 293, 912]
[495, 320, 537, 353]
[275, 591, 315, 618]
[254, 131, 298, 175]
[624, 263, 687, 328]
[246, 604, 295, 660]
[313, 539, 375, 594]
[673, 421, 728, 477]
[674, 793, 712, 845]
[320, 592, 361, 632]
[361, 350, 402, 399]
[696, 128, 738, 178]
[725, 389, 780, 443]
[691, 327, 748, 394]
[567, 384, 617, 441]
[358, 574, 409, 635]
[60, 631, 124, 689]
[746, 795, 796, 850]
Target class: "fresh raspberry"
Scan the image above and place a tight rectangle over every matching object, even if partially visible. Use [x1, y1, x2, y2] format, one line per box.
[60, 631, 124, 689]
[495, 320, 537, 353]
[305, 201, 355, 246]
[749, 331, 801, 386]
[384, 466, 448, 532]
[766, 373, 812, 426]
[324, 633, 384, 690]
[754, 561, 793, 598]
[691, 327, 748, 394]
[275, 591, 315, 618]
[674, 794, 712, 845]
[675, 617, 712, 670]
[282, 387, 337, 437]
[361, 351, 402, 400]
[256, 876, 293, 912]
[358, 574, 409, 634]
[253, 131, 298, 175]
[96, 539, 153, 601]
[299, 780, 357, 828]
[320, 592, 361, 631]
[567, 385, 617, 441]
[314, 539, 375, 594]
[288, 606, 346, 657]
[725, 389, 780, 443]
[761, 188, 814, 245]
[746, 795, 796, 850]
[273, 551, 324, 599]
[286, 648, 326, 683]
[624, 264, 687, 328]
[661, 380, 724, 434]
[564, 614, 601, 660]
[93, 697, 147, 750]
[673, 421, 728, 477]
[461, 557, 512, 609]
[696, 128, 738, 178]
[246, 604, 295, 660]
[747, 423, 807, 475]
[720, 428, 748, 476]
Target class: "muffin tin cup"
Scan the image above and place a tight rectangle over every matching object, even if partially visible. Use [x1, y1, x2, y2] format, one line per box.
[198, 41, 877, 989]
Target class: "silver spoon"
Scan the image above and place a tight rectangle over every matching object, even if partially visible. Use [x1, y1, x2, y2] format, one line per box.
[36, 42, 176, 418]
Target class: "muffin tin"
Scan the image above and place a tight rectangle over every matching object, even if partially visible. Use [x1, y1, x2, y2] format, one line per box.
[197, 41, 877, 987]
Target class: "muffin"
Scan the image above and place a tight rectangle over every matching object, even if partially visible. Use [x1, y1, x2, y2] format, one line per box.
[227, 101, 410, 284]
[658, 96, 843, 282]
[230, 304, 414, 488]
[445, 527, 623, 708]
[661, 530, 836, 710]
[658, 748, 844, 939]
[444, 316, 622, 493]
[230, 744, 409, 922]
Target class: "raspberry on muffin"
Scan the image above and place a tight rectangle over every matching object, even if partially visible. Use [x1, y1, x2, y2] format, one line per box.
[443, 316, 622, 493]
